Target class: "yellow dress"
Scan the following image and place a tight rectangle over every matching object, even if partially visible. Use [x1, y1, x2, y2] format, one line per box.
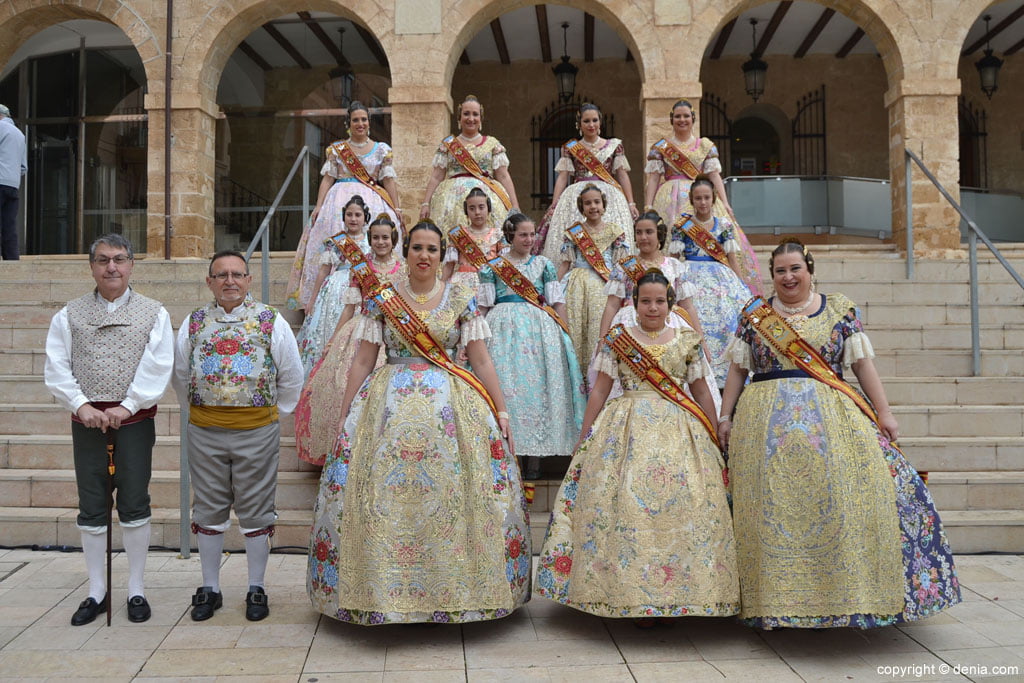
[428, 136, 510, 234]
[536, 328, 739, 617]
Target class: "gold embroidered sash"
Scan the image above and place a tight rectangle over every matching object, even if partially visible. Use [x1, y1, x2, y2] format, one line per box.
[448, 225, 491, 271]
[617, 255, 695, 329]
[443, 136, 512, 209]
[673, 214, 730, 267]
[566, 223, 613, 282]
[653, 138, 708, 179]
[604, 324, 719, 447]
[373, 285, 499, 419]
[333, 142, 399, 214]
[488, 256, 571, 335]
[564, 139, 622, 191]
[743, 297, 904, 451]
[332, 236, 384, 298]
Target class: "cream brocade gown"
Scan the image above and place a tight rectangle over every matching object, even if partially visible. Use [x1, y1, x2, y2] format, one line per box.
[428, 136, 510, 234]
[536, 328, 739, 618]
[307, 281, 531, 624]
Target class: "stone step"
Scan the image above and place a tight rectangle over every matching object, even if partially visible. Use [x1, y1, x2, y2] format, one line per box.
[0, 505, 1019, 553]
[858, 301, 1024, 327]
[875, 376, 1024, 405]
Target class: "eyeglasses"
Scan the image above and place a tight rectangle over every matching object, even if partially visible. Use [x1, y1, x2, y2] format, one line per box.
[211, 271, 250, 281]
[91, 255, 132, 266]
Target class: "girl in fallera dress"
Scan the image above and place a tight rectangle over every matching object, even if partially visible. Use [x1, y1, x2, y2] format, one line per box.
[477, 212, 585, 480]
[536, 103, 638, 262]
[294, 214, 402, 467]
[443, 187, 505, 286]
[295, 195, 371, 377]
[307, 221, 530, 625]
[420, 95, 519, 233]
[672, 177, 751, 389]
[537, 271, 739, 623]
[558, 184, 629, 385]
[718, 239, 960, 629]
[287, 101, 401, 311]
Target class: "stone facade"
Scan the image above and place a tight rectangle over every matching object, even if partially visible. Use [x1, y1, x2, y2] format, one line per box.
[1, 0, 1017, 257]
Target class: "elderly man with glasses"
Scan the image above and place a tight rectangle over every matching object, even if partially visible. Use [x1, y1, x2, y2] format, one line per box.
[44, 234, 174, 625]
[173, 250, 302, 622]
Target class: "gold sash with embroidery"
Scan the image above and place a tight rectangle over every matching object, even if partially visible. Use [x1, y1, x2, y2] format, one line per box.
[673, 214, 730, 267]
[448, 225, 491, 271]
[443, 136, 512, 209]
[332, 236, 384, 299]
[373, 285, 500, 419]
[742, 297, 903, 451]
[653, 138, 711, 179]
[564, 139, 622, 191]
[566, 223, 614, 282]
[333, 142, 399, 214]
[617, 256, 695, 328]
[488, 256, 571, 335]
[604, 324, 719, 447]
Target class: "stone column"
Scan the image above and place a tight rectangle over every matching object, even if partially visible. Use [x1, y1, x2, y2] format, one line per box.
[388, 86, 453, 218]
[886, 79, 962, 255]
[641, 80, 702, 153]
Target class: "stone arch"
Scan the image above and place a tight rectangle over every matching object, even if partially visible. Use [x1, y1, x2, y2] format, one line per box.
[0, 2, 162, 85]
[443, 0, 656, 88]
[181, 0, 394, 113]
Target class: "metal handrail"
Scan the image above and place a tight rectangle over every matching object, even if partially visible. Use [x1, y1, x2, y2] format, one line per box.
[178, 146, 311, 557]
[244, 146, 311, 303]
[904, 148, 1024, 376]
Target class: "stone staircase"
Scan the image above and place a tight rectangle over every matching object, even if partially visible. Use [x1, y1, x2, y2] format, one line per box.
[1, 245, 1023, 554]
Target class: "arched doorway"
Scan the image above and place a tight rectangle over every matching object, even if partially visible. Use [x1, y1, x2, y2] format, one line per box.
[214, 11, 391, 251]
[0, 20, 148, 254]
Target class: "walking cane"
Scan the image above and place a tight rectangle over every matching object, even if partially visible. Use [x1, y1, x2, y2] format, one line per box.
[105, 431, 116, 627]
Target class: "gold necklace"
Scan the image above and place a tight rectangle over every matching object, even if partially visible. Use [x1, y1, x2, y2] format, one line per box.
[776, 291, 816, 316]
[637, 254, 663, 269]
[407, 278, 441, 304]
[638, 325, 668, 342]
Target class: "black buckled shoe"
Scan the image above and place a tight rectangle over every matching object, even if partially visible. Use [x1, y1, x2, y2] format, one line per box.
[245, 586, 269, 621]
[71, 595, 106, 626]
[127, 595, 151, 623]
[190, 587, 222, 621]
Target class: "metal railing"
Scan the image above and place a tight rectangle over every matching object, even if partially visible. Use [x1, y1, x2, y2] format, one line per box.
[177, 146, 311, 557]
[904, 148, 1024, 376]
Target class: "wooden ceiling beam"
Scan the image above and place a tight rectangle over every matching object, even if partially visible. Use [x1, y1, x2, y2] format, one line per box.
[584, 12, 595, 62]
[296, 12, 348, 68]
[836, 27, 865, 58]
[490, 17, 510, 65]
[1004, 34, 1024, 55]
[262, 23, 311, 69]
[709, 18, 737, 60]
[753, 1, 793, 59]
[237, 40, 271, 71]
[963, 4, 1024, 55]
[536, 5, 552, 63]
[794, 7, 835, 58]
[353, 23, 389, 67]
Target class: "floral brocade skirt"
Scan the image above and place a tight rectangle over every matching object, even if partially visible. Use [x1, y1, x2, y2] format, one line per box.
[563, 268, 607, 385]
[537, 391, 739, 617]
[730, 376, 961, 628]
[296, 269, 353, 377]
[428, 177, 508, 235]
[535, 180, 634, 263]
[685, 260, 748, 388]
[307, 362, 531, 624]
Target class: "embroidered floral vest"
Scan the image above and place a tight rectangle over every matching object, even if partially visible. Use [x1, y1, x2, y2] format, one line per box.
[186, 297, 278, 407]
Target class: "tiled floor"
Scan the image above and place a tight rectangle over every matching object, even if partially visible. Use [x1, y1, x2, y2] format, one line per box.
[1, 551, 1023, 681]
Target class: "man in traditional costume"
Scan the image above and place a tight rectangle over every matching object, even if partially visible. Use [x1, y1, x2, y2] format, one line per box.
[173, 250, 302, 622]
[44, 234, 174, 625]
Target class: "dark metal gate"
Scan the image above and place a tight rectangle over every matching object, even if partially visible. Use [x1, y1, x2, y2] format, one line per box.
[792, 85, 827, 175]
[699, 93, 732, 174]
[958, 95, 988, 188]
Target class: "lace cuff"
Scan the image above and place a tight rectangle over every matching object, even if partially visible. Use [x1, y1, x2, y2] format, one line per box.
[460, 315, 491, 345]
[554, 156, 574, 173]
[353, 314, 384, 345]
[544, 280, 565, 304]
[843, 332, 876, 366]
[431, 150, 449, 169]
[702, 157, 723, 174]
[592, 348, 618, 378]
[319, 250, 340, 266]
[644, 159, 665, 175]
[725, 336, 752, 370]
[723, 238, 740, 254]
[676, 280, 697, 300]
[477, 282, 496, 307]
[668, 239, 685, 256]
[341, 285, 363, 305]
[377, 164, 397, 180]
[685, 347, 709, 383]
[319, 160, 335, 177]
[444, 246, 460, 263]
[603, 278, 626, 298]
[612, 154, 631, 172]
[492, 151, 511, 170]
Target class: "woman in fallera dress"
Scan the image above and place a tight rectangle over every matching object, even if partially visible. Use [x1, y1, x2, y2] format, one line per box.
[536, 103, 638, 263]
[295, 195, 371, 377]
[558, 184, 629, 385]
[307, 221, 530, 625]
[287, 101, 401, 311]
[718, 239, 960, 629]
[537, 270, 738, 623]
[477, 212, 585, 480]
[443, 187, 505, 287]
[294, 214, 401, 466]
[420, 95, 519, 234]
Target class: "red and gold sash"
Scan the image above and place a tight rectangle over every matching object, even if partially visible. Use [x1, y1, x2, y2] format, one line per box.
[443, 136, 512, 209]
[604, 324, 719, 447]
[373, 284, 499, 419]
[333, 142, 400, 215]
[332, 235, 383, 298]
[564, 139, 622, 191]
[742, 297, 905, 452]
[488, 255, 571, 335]
[674, 214, 730, 267]
[653, 138, 705, 180]
[448, 225, 491, 271]
[617, 255, 695, 328]
[566, 223, 613, 282]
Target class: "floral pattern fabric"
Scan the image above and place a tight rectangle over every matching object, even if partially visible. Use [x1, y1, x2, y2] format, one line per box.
[729, 293, 961, 628]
